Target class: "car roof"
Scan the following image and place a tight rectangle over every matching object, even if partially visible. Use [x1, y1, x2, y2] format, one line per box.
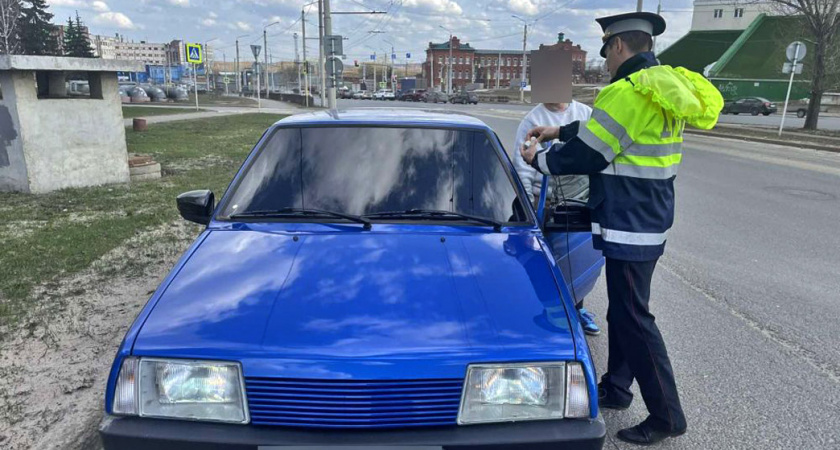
[274, 108, 492, 130]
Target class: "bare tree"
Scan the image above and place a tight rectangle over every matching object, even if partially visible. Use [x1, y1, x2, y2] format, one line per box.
[0, 0, 21, 54]
[767, 0, 840, 129]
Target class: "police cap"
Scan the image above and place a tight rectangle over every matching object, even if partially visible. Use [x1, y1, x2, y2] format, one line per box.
[596, 12, 666, 57]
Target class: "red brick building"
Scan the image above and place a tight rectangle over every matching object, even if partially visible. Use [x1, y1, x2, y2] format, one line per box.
[422, 33, 587, 90]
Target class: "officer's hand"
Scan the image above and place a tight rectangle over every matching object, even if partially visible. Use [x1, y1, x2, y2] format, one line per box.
[525, 126, 560, 144]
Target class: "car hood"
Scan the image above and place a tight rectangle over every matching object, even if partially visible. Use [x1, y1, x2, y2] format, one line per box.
[133, 229, 575, 379]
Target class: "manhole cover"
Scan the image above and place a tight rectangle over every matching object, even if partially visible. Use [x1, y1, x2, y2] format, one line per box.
[764, 186, 836, 201]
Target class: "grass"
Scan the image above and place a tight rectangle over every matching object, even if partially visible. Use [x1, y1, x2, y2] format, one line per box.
[188, 93, 259, 108]
[0, 113, 286, 326]
[122, 106, 204, 118]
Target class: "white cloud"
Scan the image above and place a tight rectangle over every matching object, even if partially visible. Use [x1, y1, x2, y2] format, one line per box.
[169, 0, 190, 6]
[508, 0, 537, 16]
[92, 1, 110, 12]
[92, 12, 138, 30]
[403, 0, 463, 15]
[232, 21, 252, 31]
[201, 18, 217, 26]
[208, 11, 218, 19]
[49, 0, 85, 6]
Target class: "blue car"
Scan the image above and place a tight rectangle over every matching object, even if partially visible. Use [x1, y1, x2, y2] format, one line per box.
[99, 109, 606, 449]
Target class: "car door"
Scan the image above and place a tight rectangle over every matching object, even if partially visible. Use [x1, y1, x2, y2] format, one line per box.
[539, 177, 604, 301]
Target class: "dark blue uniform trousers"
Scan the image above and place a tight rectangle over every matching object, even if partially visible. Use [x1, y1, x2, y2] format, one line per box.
[600, 258, 687, 433]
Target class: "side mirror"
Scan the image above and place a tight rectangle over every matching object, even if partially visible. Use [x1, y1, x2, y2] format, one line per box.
[177, 190, 215, 225]
[543, 201, 593, 233]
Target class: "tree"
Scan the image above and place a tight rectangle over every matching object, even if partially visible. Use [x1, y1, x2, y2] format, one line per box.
[768, 0, 840, 130]
[63, 11, 93, 57]
[17, 0, 57, 55]
[0, 0, 21, 54]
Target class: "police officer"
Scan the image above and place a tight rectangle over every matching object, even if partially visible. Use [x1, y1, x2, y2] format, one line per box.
[520, 11, 723, 446]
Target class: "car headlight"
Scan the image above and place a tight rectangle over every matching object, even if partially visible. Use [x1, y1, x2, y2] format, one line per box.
[457, 362, 590, 425]
[112, 357, 249, 424]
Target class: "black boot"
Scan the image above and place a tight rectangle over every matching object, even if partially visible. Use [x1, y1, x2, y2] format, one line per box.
[616, 420, 686, 446]
[598, 385, 631, 410]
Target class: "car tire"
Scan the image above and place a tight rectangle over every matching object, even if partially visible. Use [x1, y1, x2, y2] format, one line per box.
[762, 112, 771, 116]
[750, 107, 760, 116]
[733, 112, 739, 115]
[797, 109, 807, 118]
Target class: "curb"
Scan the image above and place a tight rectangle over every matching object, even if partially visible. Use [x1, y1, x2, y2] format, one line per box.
[685, 129, 840, 153]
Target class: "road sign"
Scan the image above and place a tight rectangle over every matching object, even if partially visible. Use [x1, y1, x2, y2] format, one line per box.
[370, 54, 375, 61]
[520, 81, 527, 88]
[327, 58, 344, 77]
[250, 44, 262, 60]
[325, 35, 343, 56]
[185, 43, 203, 64]
[223, 77, 230, 84]
[786, 41, 807, 62]
[782, 62, 803, 74]
[391, 53, 396, 61]
[406, 52, 411, 59]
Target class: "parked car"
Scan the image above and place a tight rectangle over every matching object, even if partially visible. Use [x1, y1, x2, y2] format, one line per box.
[722, 97, 777, 116]
[423, 90, 449, 103]
[374, 89, 395, 100]
[339, 88, 355, 99]
[99, 109, 606, 450]
[399, 89, 426, 102]
[451, 91, 479, 105]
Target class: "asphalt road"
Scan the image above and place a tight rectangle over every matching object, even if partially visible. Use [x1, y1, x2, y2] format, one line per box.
[336, 99, 840, 449]
[336, 98, 840, 131]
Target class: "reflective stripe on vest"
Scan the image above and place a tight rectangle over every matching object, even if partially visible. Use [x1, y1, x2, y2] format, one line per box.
[591, 223, 668, 246]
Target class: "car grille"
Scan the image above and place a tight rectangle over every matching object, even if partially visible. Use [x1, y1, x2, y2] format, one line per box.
[245, 377, 464, 429]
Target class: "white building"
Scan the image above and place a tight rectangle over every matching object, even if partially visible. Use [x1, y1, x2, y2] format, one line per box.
[690, 0, 774, 31]
[92, 34, 167, 65]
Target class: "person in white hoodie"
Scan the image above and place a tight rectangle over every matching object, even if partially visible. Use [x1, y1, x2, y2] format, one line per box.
[513, 101, 601, 336]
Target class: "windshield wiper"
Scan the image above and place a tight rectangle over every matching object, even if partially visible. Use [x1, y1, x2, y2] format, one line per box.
[364, 209, 502, 232]
[229, 207, 371, 230]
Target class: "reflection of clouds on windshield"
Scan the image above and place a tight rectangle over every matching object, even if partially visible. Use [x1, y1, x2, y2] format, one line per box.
[302, 128, 455, 215]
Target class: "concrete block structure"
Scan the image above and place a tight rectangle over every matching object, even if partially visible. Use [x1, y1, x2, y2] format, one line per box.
[0, 55, 143, 193]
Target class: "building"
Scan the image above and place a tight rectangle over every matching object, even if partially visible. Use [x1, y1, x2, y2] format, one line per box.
[691, 0, 774, 31]
[660, 14, 817, 101]
[422, 33, 586, 91]
[537, 33, 587, 83]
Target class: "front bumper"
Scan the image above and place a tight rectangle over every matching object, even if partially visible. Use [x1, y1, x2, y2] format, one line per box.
[99, 415, 605, 450]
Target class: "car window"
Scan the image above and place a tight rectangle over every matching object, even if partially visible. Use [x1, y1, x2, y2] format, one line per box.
[219, 127, 530, 224]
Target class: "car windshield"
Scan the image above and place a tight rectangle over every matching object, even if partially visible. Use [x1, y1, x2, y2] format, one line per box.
[219, 126, 530, 225]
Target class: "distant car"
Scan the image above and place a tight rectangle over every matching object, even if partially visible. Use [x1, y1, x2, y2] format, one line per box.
[450, 91, 479, 105]
[339, 89, 354, 99]
[399, 89, 426, 102]
[423, 91, 449, 103]
[374, 89, 395, 101]
[722, 97, 777, 116]
[100, 109, 606, 449]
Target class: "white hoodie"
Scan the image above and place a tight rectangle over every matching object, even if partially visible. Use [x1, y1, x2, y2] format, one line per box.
[513, 101, 592, 203]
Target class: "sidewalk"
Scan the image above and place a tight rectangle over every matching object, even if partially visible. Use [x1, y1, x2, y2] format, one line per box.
[122, 99, 311, 127]
[686, 123, 840, 153]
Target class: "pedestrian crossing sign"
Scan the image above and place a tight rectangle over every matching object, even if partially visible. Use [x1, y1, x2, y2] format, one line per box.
[186, 43, 203, 64]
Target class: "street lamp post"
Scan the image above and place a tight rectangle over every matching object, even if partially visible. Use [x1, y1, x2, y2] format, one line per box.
[384, 38, 395, 91]
[439, 26, 454, 95]
[205, 37, 218, 92]
[512, 15, 528, 103]
[264, 21, 280, 97]
[235, 34, 249, 94]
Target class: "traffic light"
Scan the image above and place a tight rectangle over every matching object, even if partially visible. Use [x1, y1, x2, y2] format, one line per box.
[354, 60, 359, 67]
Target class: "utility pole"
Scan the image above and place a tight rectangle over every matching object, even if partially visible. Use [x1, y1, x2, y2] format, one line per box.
[324, 0, 336, 108]
[520, 23, 527, 102]
[430, 51, 435, 89]
[302, 9, 309, 107]
[235, 39, 240, 93]
[294, 33, 301, 92]
[636, 0, 643, 12]
[263, 22, 279, 96]
[496, 51, 501, 89]
[318, 0, 325, 106]
[439, 26, 453, 95]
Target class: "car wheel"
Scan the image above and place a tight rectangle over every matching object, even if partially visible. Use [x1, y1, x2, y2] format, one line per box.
[750, 107, 759, 116]
[797, 109, 807, 118]
[733, 112, 739, 115]
[762, 112, 771, 116]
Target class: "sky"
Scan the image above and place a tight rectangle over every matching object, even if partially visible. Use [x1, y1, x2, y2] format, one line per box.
[46, 0, 696, 64]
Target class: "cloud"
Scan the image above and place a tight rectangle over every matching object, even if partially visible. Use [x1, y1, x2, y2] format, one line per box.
[232, 21, 252, 31]
[92, 12, 138, 30]
[169, 0, 190, 6]
[403, 0, 463, 15]
[92, 1, 109, 12]
[201, 18, 217, 26]
[208, 11, 218, 19]
[508, 0, 537, 16]
[49, 0, 85, 6]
